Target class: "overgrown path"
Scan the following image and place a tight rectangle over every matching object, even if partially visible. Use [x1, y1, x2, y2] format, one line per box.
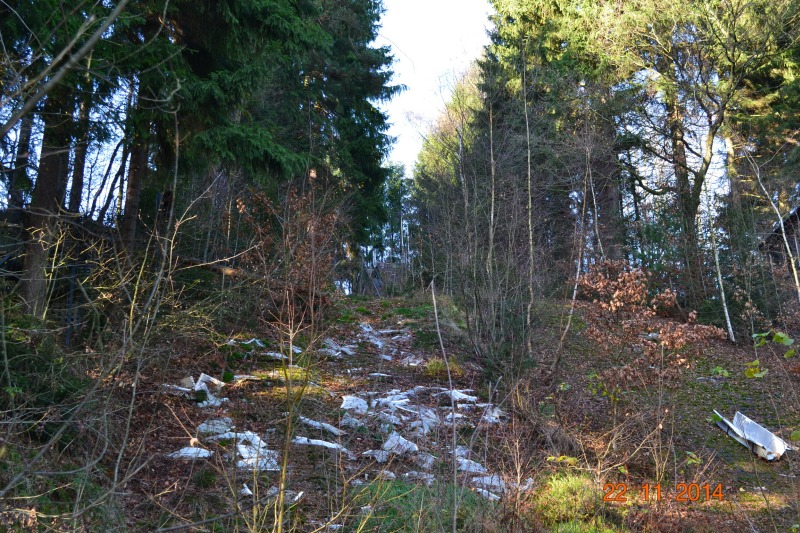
[130, 293, 800, 532]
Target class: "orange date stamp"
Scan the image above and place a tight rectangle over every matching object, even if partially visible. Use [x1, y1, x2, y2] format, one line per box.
[603, 483, 724, 503]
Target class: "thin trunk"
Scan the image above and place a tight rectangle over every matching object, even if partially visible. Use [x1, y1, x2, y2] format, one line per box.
[486, 103, 496, 275]
[68, 96, 91, 213]
[97, 154, 127, 225]
[523, 47, 535, 360]
[709, 213, 735, 342]
[89, 139, 124, 219]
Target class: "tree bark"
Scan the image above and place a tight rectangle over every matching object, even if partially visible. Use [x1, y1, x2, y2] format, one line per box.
[7, 115, 34, 224]
[22, 89, 73, 318]
[121, 135, 148, 248]
[68, 96, 91, 213]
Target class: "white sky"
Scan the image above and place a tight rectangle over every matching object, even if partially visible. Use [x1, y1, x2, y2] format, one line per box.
[374, 0, 494, 176]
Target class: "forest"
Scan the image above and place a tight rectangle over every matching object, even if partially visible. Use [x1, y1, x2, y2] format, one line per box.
[3, 0, 800, 531]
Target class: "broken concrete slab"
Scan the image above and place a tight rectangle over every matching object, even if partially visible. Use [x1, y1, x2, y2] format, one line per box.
[299, 416, 345, 436]
[474, 487, 501, 501]
[470, 474, 506, 493]
[165, 447, 213, 460]
[714, 410, 793, 461]
[198, 417, 233, 435]
[263, 351, 290, 362]
[362, 450, 391, 463]
[233, 374, 261, 382]
[481, 406, 506, 424]
[416, 452, 437, 470]
[383, 432, 419, 455]
[162, 384, 193, 396]
[340, 413, 364, 429]
[196, 373, 226, 390]
[457, 457, 487, 474]
[237, 445, 281, 471]
[436, 389, 478, 403]
[341, 395, 369, 415]
[292, 436, 350, 453]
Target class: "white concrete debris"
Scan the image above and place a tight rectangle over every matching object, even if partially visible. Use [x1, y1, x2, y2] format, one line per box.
[457, 458, 487, 474]
[198, 395, 229, 409]
[379, 354, 394, 362]
[207, 431, 280, 471]
[453, 445, 472, 458]
[197, 373, 226, 389]
[481, 406, 506, 424]
[341, 395, 369, 415]
[321, 338, 356, 358]
[299, 416, 345, 436]
[376, 411, 404, 426]
[375, 394, 410, 409]
[263, 351, 290, 361]
[292, 436, 352, 457]
[165, 447, 213, 460]
[192, 372, 229, 408]
[162, 384, 193, 396]
[359, 324, 385, 349]
[407, 407, 441, 436]
[416, 453, 437, 470]
[340, 413, 364, 429]
[240, 338, 266, 348]
[474, 487, 501, 501]
[197, 417, 233, 435]
[233, 374, 261, 382]
[237, 450, 280, 471]
[470, 475, 506, 493]
[436, 389, 478, 403]
[383, 432, 419, 455]
[317, 348, 343, 359]
[363, 450, 391, 463]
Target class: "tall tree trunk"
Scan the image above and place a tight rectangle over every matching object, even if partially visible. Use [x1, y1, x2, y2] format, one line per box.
[68, 96, 91, 213]
[7, 115, 34, 225]
[666, 89, 704, 306]
[121, 135, 148, 248]
[22, 89, 73, 318]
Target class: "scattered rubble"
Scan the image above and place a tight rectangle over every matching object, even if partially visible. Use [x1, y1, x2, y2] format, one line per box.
[162, 319, 511, 524]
